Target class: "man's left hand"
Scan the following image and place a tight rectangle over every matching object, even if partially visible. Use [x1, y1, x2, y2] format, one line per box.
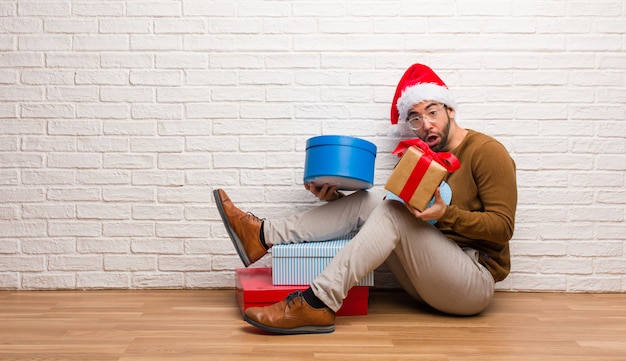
[405, 187, 446, 221]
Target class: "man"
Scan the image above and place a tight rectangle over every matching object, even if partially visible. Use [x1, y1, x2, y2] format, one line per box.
[214, 64, 517, 334]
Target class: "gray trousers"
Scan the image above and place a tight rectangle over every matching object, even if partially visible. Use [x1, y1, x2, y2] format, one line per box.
[264, 190, 495, 316]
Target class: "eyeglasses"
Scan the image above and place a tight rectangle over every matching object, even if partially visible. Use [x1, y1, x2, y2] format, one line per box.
[405, 104, 446, 131]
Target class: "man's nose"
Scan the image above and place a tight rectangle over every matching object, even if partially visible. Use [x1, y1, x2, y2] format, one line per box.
[422, 120, 435, 132]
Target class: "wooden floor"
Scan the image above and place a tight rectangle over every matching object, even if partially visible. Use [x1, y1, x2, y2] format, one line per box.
[0, 290, 625, 361]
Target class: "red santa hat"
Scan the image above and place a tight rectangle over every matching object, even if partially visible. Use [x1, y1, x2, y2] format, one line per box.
[390, 64, 457, 129]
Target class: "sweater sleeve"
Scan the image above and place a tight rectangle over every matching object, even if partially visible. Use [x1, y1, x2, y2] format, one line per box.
[437, 138, 517, 245]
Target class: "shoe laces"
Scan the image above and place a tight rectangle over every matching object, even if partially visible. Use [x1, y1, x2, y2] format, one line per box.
[246, 211, 265, 222]
[285, 291, 304, 308]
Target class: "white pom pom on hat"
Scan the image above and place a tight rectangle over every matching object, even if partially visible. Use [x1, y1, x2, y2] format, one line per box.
[390, 64, 457, 129]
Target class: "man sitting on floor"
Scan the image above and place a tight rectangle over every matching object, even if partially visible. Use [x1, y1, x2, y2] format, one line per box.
[214, 63, 518, 334]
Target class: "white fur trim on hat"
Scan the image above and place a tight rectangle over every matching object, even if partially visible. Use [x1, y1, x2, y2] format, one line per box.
[388, 122, 415, 137]
[396, 83, 458, 123]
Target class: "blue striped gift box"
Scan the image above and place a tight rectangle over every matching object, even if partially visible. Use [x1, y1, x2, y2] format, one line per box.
[271, 232, 374, 286]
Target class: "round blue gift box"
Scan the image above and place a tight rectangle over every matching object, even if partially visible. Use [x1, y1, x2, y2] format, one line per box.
[303, 135, 377, 191]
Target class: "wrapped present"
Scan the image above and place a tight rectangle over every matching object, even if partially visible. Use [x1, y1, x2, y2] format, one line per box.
[235, 267, 369, 316]
[384, 138, 460, 211]
[271, 232, 374, 286]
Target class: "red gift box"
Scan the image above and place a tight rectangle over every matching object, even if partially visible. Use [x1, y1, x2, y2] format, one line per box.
[235, 267, 369, 316]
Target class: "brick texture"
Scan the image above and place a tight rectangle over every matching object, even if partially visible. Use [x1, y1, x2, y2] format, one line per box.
[0, 1, 624, 291]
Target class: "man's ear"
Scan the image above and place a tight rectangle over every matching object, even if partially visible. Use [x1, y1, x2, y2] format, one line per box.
[446, 106, 456, 119]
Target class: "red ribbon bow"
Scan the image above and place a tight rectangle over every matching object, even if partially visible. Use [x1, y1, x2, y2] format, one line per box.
[391, 138, 460, 173]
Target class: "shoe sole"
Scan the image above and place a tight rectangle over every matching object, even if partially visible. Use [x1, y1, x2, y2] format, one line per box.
[243, 314, 335, 334]
[213, 189, 252, 267]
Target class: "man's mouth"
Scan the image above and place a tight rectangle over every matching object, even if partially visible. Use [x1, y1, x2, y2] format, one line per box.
[425, 133, 439, 147]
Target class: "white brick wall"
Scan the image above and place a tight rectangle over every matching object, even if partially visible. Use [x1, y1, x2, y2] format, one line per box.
[0, 0, 624, 292]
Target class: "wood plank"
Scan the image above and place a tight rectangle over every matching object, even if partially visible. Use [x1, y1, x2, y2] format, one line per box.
[0, 290, 624, 360]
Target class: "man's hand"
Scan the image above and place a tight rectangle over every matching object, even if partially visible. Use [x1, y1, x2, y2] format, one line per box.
[405, 187, 446, 221]
[304, 182, 342, 202]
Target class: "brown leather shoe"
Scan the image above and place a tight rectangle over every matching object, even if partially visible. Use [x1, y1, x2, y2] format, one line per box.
[244, 291, 335, 334]
[213, 189, 268, 267]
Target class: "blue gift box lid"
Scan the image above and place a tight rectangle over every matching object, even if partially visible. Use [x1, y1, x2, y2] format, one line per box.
[306, 135, 377, 155]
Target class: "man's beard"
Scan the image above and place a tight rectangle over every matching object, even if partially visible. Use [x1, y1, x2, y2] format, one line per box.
[420, 118, 451, 152]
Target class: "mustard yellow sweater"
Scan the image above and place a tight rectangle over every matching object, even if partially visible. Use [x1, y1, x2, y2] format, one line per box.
[437, 129, 517, 282]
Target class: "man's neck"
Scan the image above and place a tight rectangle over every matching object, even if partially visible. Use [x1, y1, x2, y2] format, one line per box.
[447, 126, 468, 152]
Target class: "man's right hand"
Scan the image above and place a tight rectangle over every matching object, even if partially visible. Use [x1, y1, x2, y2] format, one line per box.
[304, 182, 342, 202]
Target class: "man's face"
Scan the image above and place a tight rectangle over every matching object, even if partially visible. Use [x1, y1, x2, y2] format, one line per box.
[407, 101, 454, 152]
